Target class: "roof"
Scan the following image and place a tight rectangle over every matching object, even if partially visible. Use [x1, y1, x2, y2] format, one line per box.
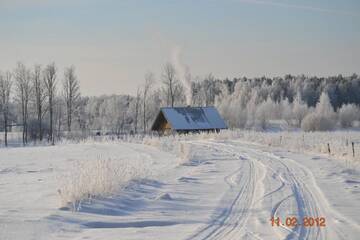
[152, 106, 227, 131]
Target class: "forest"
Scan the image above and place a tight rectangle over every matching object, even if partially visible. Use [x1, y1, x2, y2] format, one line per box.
[0, 62, 360, 146]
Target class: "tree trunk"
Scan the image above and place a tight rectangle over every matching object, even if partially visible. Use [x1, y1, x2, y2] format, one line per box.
[50, 96, 54, 145]
[22, 98, 25, 146]
[39, 117, 42, 141]
[4, 115, 8, 147]
[58, 110, 62, 140]
[143, 100, 146, 132]
[24, 103, 28, 144]
[38, 104, 42, 141]
[67, 105, 72, 132]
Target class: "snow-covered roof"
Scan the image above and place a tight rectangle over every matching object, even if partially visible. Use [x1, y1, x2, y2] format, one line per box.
[157, 106, 227, 131]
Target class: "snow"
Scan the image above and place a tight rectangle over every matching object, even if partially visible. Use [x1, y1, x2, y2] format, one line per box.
[161, 107, 227, 130]
[0, 132, 359, 239]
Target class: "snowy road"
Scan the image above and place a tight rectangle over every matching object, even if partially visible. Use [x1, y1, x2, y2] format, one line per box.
[0, 139, 359, 240]
[185, 140, 359, 240]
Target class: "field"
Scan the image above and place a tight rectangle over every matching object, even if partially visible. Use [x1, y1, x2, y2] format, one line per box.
[0, 130, 359, 240]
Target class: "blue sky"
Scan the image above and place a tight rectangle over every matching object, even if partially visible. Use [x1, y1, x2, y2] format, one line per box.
[0, 0, 359, 96]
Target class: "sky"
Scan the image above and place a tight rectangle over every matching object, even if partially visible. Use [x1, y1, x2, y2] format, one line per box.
[0, 0, 359, 96]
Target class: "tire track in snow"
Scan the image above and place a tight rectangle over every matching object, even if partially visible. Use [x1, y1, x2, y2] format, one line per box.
[185, 140, 359, 240]
[185, 141, 262, 240]
[230, 142, 351, 240]
[238, 145, 328, 239]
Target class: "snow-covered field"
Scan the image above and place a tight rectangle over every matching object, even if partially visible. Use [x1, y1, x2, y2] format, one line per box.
[0, 131, 359, 240]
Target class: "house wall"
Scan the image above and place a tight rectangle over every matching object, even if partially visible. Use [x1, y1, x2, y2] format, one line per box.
[159, 121, 172, 133]
[164, 121, 172, 129]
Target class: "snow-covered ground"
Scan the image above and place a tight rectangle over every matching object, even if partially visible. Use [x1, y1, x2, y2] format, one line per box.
[0, 133, 359, 240]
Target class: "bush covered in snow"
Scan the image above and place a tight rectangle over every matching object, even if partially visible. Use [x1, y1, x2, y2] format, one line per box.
[301, 113, 335, 131]
[338, 104, 360, 128]
[301, 93, 336, 131]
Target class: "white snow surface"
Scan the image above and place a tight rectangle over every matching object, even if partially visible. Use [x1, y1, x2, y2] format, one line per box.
[161, 107, 227, 130]
[0, 137, 359, 240]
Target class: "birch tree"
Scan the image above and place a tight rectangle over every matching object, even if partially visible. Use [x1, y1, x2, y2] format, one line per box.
[33, 64, 46, 141]
[134, 87, 141, 133]
[44, 63, 57, 145]
[0, 71, 12, 147]
[204, 73, 215, 107]
[63, 66, 80, 132]
[143, 72, 154, 132]
[162, 63, 177, 107]
[14, 62, 32, 145]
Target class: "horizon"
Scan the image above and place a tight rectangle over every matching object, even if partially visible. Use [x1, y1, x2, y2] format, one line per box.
[1, 0, 359, 96]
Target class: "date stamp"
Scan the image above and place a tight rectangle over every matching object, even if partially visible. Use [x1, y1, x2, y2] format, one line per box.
[270, 217, 326, 227]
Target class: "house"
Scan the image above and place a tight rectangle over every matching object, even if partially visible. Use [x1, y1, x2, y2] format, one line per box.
[151, 106, 228, 134]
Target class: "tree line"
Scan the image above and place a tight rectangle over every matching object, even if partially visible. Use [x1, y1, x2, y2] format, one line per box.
[215, 74, 360, 131]
[0, 62, 80, 146]
[1, 61, 360, 147]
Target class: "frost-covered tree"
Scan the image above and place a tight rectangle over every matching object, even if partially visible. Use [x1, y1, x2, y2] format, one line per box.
[63, 66, 80, 132]
[280, 98, 293, 126]
[255, 99, 269, 129]
[246, 89, 260, 128]
[98, 95, 132, 136]
[0, 71, 12, 146]
[14, 62, 32, 145]
[203, 74, 216, 107]
[143, 72, 155, 132]
[292, 93, 308, 127]
[301, 92, 336, 131]
[32, 64, 46, 141]
[133, 87, 141, 133]
[216, 84, 244, 128]
[162, 63, 177, 107]
[338, 104, 360, 128]
[44, 63, 57, 145]
[316, 92, 335, 118]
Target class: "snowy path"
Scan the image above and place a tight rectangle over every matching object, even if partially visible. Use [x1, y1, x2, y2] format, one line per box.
[185, 142, 261, 240]
[0, 140, 359, 240]
[184, 140, 359, 240]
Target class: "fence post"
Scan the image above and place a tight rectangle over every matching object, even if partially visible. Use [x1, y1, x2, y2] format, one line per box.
[327, 143, 331, 155]
[280, 135, 282, 145]
[352, 142, 355, 158]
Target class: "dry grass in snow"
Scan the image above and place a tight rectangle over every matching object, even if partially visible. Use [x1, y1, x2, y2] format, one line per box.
[140, 130, 360, 167]
[57, 157, 150, 211]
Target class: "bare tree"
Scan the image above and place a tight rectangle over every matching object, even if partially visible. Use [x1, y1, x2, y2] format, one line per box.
[55, 97, 64, 139]
[33, 64, 46, 141]
[204, 73, 215, 107]
[162, 63, 177, 107]
[134, 86, 141, 133]
[143, 72, 154, 132]
[0, 71, 12, 147]
[76, 97, 88, 132]
[63, 66, 80, 132]
[14, 62, 32, 145]
[44, 63, 57, 145]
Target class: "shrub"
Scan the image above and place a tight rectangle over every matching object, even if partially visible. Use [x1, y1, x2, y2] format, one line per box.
[301, 113, 335, 131]
[57, 157, 148, 210]
[338, 104, 360, 128]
